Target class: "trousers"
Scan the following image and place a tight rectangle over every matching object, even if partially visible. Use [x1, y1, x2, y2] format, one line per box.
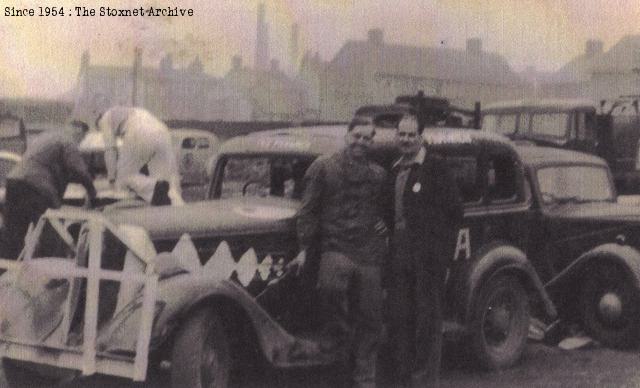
[388, 230, 444, 388]
[116, 115, 184, 205]
[4, 179, 54, 259]
[317, 251, 383, 388]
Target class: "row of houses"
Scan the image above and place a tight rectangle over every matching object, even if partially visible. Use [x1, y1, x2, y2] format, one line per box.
[8, 28, 640, 127]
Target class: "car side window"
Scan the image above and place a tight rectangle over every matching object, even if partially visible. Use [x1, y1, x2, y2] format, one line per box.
[531, 113, 569, 138]
[486, 153, 518, 204]
[446, 154, 483, 205]
[181, 138, 197, 149]
[518, 113, 531, 134]
[219, 156, 311, 200]
[197, 138, 210, 149]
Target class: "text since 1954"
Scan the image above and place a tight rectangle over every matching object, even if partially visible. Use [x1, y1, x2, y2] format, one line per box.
[4, 6, 195, 17]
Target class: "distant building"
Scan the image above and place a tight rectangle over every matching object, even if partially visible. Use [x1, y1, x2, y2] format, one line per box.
[225, 56, 307, 121]
[538, 36, 640, 102]
[72, 50, 252, 125]
[301, 30, 530, 121]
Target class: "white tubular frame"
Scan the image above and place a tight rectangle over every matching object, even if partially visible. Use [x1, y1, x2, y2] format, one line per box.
[0, 212, 159, 382]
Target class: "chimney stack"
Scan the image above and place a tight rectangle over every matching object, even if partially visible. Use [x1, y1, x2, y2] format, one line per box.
[466, 38, 482, 55]
[80, 50, 90, 71]
[255, 3, 269, 70]
[232, 55, 243, 70]
[289, 23, 300, 74]
[585, 39, 603, 58]
[367, 28, 384, 46]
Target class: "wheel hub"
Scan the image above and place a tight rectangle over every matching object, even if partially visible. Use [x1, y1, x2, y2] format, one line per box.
[488, 305, 511, 335]
[598, 292, 623, 323]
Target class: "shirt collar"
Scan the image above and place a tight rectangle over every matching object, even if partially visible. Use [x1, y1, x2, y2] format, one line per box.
[393, 146, 426, 170]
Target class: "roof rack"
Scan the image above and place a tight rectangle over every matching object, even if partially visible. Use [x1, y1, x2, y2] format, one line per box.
[353, 91, 481, 130]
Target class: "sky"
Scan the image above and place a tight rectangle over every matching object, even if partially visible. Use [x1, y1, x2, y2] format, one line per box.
[1, 0, 639, 99]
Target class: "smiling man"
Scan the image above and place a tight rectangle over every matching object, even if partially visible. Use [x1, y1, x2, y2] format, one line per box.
[386, 112, 463, 387]
[291, 118, 388, 388]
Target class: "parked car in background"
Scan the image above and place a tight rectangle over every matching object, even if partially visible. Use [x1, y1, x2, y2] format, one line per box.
[0, 152, 21, 229]
[74, 128, 219, 202]
[482, 98, 640, 193]
[0, 114, 27, 155]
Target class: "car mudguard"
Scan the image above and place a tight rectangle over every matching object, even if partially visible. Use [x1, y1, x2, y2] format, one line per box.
[100, 275, 331, 368]
[545, 243, 640, 292]
[459, 242, 557, 324]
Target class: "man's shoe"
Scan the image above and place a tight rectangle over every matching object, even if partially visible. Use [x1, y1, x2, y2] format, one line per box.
[151, 180, 171, 206]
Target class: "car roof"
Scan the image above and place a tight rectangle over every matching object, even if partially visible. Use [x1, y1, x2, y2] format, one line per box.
[171, 128, 219, 140]
[482, 98, 596, 113]
[220, 126, 513, 156]
[354, 104, 412, 117]
[516, 145, 608, 168]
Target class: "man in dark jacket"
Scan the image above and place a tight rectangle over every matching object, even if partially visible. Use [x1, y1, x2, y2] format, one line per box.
[4, 120, 96, 259]
[386, 113, 463, 387]
[291, 119, 388, 388]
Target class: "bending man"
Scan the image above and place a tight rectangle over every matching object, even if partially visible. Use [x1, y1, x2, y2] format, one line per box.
[97, 106, 183, 206]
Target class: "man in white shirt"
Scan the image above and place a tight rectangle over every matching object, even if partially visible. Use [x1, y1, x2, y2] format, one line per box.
[96, 106, 184, 206]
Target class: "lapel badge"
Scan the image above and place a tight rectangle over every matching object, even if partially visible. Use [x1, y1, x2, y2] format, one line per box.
[412, 182, 421, 193]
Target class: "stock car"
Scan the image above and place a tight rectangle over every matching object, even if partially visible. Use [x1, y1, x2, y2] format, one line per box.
[4, 126, 640, 387]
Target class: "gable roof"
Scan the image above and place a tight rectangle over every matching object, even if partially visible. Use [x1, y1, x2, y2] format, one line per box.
[330, 40, 524, 86]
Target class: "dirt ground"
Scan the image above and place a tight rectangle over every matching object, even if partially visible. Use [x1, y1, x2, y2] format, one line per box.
[5, 341, 637, 388]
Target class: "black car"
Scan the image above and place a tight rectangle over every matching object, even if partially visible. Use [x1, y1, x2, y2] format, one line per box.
[105, 124, 640, 383]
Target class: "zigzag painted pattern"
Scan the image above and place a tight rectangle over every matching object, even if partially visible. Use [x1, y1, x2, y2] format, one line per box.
[170, 234, 287, 287]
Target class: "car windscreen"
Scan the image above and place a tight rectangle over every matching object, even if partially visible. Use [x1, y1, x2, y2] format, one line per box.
[530, 112, 569, 139]
[537, 165, 614, 204]
[482, 114, 517, 136]
[218, 155, 314, 200]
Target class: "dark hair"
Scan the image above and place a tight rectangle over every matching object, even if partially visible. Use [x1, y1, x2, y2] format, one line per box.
[70, 120, 90, 133]
[398, 109, 425, 134]
[348, 117, 371, 132]
[348, 118, 376, 139]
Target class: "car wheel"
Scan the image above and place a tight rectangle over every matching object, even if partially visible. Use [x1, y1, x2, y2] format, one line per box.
[171, 308, 231, 388]
[2, 359, 75, 387]
[470, 275, 530, 370]
[581, 264, 640, 348]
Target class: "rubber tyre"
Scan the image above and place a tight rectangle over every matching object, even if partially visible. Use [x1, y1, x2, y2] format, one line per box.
[581, 264, 640, 348]
[2, 359, 73, 388]
[171, 308, 231, 388]
[470, 275, 530, 370]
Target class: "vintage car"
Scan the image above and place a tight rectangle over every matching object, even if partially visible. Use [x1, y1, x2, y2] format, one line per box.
[0, 151, 21, 229]
[5, 125, 640, 387]
[104, 126, 557, 373]
[0, 114, 27, 155]
[482, 98, 640, 193]
[78, 128, 219, 189]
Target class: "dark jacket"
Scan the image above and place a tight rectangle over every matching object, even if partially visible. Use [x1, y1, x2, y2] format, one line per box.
[386, 148, 464, 276]
[8, 131, 96, 207]
[297, 149, 388, 265]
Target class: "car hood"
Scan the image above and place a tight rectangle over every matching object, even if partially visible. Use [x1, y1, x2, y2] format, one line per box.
[546, 202, 640, 223]
[106, 197, 299, 240]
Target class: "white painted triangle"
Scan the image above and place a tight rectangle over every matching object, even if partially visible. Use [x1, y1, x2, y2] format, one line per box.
[236, 248, 258, 286]
[258, 255, 273, 280]
[171, 234, 201, 273]
[203, 241, 236, 278]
